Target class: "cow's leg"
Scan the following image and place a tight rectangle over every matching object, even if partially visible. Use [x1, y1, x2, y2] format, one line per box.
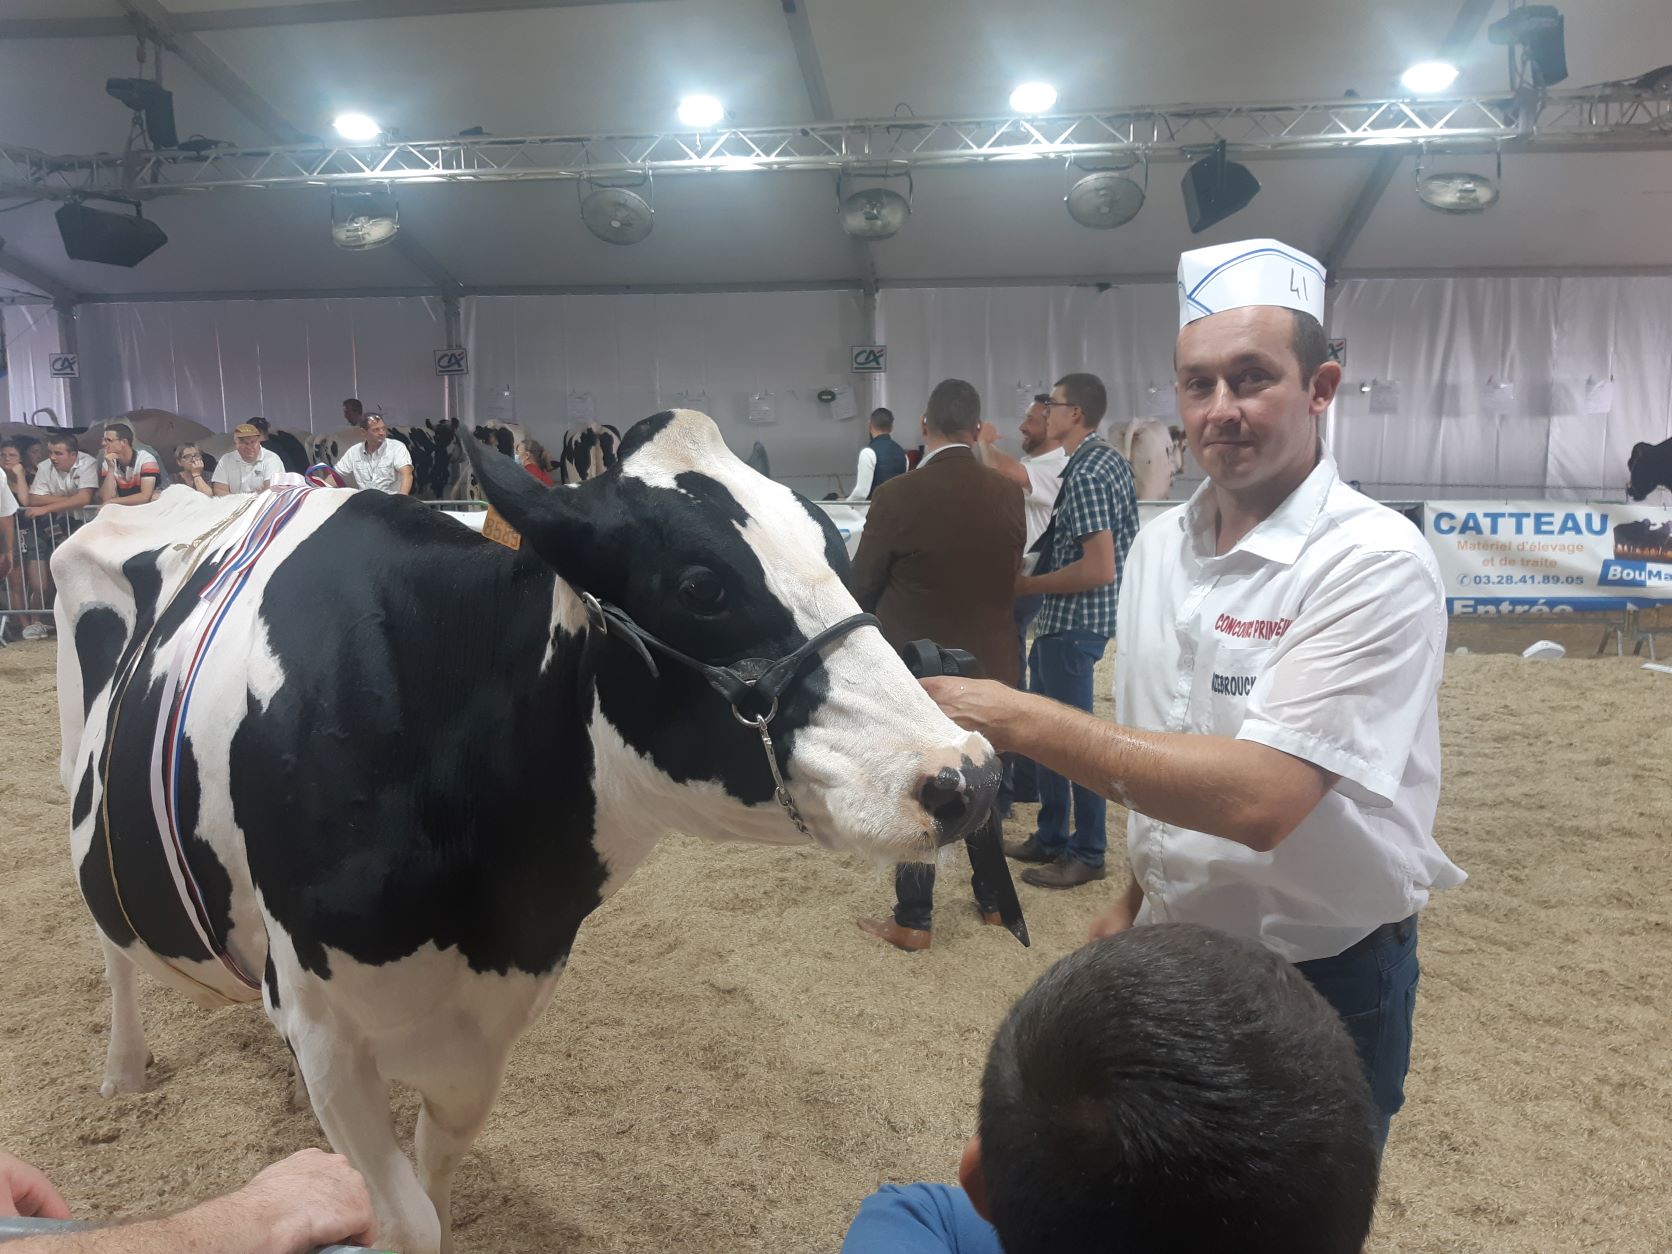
[413, 1058, 509, 1254]
[98, 937, 151, 1097]
[283, 1012, 441, 1254]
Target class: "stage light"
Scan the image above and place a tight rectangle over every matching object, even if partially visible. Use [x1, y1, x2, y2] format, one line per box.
[1009, 82, 1058, 114]
[330, 188, 400, 249]
[106, 77, 178, 148]
[333, 112, 382, 142]
[1181, 141, 1260, 234]
[677, 95, 725, 128]
[1488, 4, 1567, 87]
[1400, 60, 1459, 94]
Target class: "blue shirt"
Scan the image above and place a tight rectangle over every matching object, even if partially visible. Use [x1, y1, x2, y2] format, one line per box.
[842, 1183, 1003, 1254]
[1034, 433, 1139, 638]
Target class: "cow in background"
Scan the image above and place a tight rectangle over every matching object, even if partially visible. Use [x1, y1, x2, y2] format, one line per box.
[1118, 419, 1189, 500]
[1627, 437, 1672, 502]
[560, 422, 621, 484]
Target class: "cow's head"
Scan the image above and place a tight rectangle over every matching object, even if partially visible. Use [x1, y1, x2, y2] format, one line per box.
[469, 409, 999, 862]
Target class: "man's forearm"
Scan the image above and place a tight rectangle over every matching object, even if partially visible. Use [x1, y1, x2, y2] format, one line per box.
[24, 495, 90, 514]
[1021, 553, 1109, 597]
[973, 442, 1030, 489]
[5, 1192, 300, 1254]
[987, 693, 1332, 852]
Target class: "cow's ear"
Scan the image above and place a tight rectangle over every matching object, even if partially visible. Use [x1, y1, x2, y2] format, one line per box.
[465, 433, 600, 583]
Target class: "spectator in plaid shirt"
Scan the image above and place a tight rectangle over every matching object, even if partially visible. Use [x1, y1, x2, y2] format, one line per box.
[1003, 372, 1139, 888]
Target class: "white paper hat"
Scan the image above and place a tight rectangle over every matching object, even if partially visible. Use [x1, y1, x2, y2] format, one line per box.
[1177, 238, 1327, 330]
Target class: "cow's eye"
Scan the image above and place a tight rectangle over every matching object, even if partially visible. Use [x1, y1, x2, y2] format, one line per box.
[677, 567, 727, 614]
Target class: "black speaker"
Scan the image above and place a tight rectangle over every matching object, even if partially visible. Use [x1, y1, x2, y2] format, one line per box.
[1181, 143, 1261, 235]
[55, 202, 169, 267]
[105, 77, 178, 149]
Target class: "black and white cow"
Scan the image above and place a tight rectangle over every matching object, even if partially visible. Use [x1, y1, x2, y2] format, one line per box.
[559, 422, 621, 485]
[1627, 437, 1672, 502]
[53, 409, 997, 1254]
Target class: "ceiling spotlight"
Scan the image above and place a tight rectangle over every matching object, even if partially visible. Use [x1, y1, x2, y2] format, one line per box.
[1009, 81, 1058, 114]
[1400, 60, 1459, 94]
[333, 112, 382, 142]
[1181, 141, 1260, 234]
[579, 175, 654, 245]
[677, 95, 725, 128]
[330, 188, 399, 249]
[837, 170, 912, 240]
[1065, 159, 1146, 230]
[1414, 151, 1500, 214]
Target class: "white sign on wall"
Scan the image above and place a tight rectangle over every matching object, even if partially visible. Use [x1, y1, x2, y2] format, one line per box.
[850, 345, 886, 374]
[433, 348, 469, 376]
[49, 352, 79, 378]
[1424, 500, 1672, 615]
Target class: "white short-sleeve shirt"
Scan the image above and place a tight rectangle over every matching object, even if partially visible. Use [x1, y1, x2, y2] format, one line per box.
[0, 477, 17, 519]
[31, 452, 101, 497]
[1114, 454, 1465, 962]
[1019, 445, 1068, 574]
[335, 438, 412, 494]
[212, 447, 285, 495]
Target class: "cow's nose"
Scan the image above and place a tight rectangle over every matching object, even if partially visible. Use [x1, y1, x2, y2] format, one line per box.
[920, 757, 1003, 847]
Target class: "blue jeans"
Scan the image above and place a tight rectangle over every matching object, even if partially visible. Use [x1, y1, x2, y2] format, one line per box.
[997, 594, 1047, 813]
[1028, 628, 1109, 867]
[1295, 916, 1420, 1154]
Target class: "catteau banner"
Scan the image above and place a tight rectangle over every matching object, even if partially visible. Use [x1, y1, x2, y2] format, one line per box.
[1423, 500, 1672, 616]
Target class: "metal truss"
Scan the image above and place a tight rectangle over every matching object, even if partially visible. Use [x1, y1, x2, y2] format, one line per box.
[2, 87, 1668, 199]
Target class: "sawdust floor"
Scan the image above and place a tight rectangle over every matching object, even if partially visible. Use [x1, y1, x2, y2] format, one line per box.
[1, 637, 1668, 1252]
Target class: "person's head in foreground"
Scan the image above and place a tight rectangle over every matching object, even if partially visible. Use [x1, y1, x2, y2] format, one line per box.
[1174, 238, 1342, 508]
[964, 924, 1379, 1254]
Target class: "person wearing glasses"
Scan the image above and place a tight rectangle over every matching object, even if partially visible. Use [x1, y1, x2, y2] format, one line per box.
[976, 373, 1139, 889]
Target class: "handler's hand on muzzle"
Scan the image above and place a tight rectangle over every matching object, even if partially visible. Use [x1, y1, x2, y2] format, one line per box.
[920, 675, 1022, 753]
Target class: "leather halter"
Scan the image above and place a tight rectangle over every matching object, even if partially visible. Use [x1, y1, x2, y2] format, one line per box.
[579, 592, 880, 839]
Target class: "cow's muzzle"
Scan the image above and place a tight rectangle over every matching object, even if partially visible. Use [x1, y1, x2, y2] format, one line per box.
[921, 756, 1002, 847]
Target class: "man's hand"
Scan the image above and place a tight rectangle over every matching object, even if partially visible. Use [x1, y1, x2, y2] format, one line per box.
[0, 1152, 72, 1221]
[1087, 900, 1137, 941]
[920, 676, 1029, 753]
[976, 422, 999, 446]
[232, 1149, 377, 1253]
[22, 505, 49, 519]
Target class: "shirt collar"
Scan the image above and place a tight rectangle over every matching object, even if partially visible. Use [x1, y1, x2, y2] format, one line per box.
[917, 443, 972, 468]
[1062, 430, 1106, 470]
[1183, 452, 1339, 566]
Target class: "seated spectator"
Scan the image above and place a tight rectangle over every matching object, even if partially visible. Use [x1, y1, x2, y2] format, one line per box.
[335, 416, 413, 495]
[96, 424, 160, 508]
[519, 438, 554, 486]
[842, 924, 1379, 1254]
[18, 434, 100, 640]
[0, 1147, 376, 1253]
[173, 443, 215, 497]
[212, 424, 285, 496]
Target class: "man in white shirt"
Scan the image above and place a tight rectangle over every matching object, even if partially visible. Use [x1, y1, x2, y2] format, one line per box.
[846, 408, 908, 502]
[977, 395, 1067, 812]
[920, 238, 1463, 1152]
[213, 423, 286, 496]
[18, 434, 99, 639]
[334, 416, 413, 495]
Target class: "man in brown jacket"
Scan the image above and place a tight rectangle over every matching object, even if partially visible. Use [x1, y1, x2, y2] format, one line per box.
[851, 378, 1026, 950]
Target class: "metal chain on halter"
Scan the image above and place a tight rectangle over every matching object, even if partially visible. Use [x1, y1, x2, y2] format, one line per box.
[730, 699, 814, 839]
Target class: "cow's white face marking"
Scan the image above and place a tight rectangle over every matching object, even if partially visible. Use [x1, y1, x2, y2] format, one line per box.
[609, 411, 993, 863]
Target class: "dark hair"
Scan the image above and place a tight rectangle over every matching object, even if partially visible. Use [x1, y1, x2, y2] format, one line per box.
[979, 924, 1379, 1254]
[249, 416, 271, 434]
[1292, 310, 1330, 381]
[343, 398, 364, 416]
[106, 422, 135, 447]
[364, 414, 387, 430]
[924, 378, 981, 439]
[46, 433, 78, 452]
[1053, 372, 1107, 427]
[869, 407, 894, 433]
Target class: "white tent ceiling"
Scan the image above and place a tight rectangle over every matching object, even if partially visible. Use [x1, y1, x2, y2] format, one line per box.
[0, 0, 1669, 301]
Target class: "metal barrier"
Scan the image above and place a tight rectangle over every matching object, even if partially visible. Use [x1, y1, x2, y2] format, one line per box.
[0, 506, 90, 646]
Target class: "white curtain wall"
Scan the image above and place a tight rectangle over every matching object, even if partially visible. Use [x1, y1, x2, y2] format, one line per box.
[4, 275, 1669, 501]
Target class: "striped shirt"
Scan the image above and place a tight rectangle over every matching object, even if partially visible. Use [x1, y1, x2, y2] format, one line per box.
[1034, 433, 1139, 639]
